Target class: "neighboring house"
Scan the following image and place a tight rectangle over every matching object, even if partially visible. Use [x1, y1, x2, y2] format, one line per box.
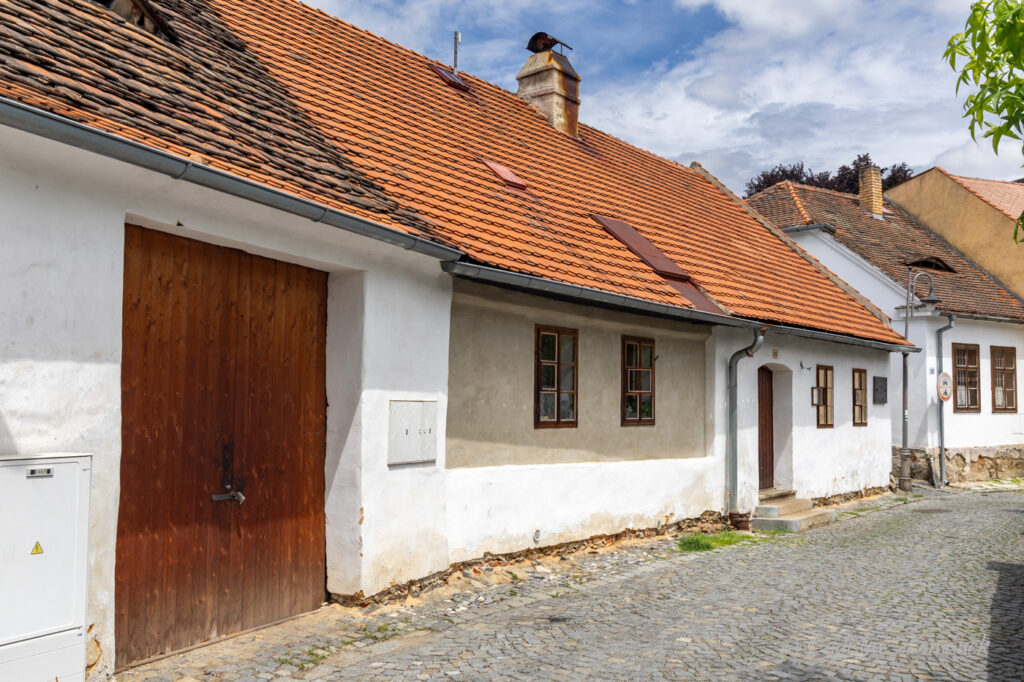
[748, 169, 1024, 486]
[887, 167, 1024, 300]
[0, 0, 909, 676]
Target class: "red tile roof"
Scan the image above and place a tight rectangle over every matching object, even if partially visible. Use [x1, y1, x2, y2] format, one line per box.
[0, 0, 908, 345]
[938, 167, 1024, 221]
[748, 182, 1024, 323]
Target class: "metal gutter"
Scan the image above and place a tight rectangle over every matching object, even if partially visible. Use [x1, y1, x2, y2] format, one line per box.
[442, 261, 760, 328]
[936, 315, 956, 488]
[780, 223, 837, 235]
[727, 328, 765, 522]
[0, 96, 464, 262]
[445, 261, 919, 353]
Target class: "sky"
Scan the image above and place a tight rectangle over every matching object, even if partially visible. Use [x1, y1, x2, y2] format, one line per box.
[305, 0, 1024, 194]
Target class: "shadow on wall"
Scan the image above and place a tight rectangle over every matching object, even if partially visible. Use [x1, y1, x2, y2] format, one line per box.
[0, 412, 15, 454]
[988, 557, 1024, 679]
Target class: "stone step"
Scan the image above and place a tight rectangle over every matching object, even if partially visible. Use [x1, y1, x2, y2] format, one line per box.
[754, 496, 812, 518]
[750, 507, 836, 533]
[758, 488, 796, 503]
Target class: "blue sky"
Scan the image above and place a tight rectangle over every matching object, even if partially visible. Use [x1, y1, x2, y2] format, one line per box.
[307, 0, 1022, 193]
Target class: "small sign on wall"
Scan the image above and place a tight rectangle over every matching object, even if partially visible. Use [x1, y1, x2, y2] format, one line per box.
[937, 372, 953, 402]
[872, 376, 888, 405]
[388, 400, 438, 466]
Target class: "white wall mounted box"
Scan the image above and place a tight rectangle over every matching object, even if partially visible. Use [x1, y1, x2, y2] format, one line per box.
[387, 401, 438, 466]
[0, 453, 91, 682]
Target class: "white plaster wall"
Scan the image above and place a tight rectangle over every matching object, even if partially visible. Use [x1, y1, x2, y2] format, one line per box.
[445, 457, 721, 562]
[918, 316, 1024, 449]
[0, 125, 452, 676]
[710, 327, 894, 512]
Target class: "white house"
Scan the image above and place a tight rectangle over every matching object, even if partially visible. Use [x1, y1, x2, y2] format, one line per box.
[0, 0, 911, 677]
[749, 169, 1024, 484]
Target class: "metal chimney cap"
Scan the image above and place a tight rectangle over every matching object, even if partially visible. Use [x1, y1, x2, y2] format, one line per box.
[526, 32, 572, 53]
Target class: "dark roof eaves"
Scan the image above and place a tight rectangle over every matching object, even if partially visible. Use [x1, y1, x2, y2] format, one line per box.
[0, 95, 464, 262]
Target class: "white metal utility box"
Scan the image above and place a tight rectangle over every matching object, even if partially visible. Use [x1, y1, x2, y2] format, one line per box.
[0, 453, 91, 682]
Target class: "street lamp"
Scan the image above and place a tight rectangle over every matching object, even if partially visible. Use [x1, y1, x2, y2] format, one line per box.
[898, 268, 940, 492]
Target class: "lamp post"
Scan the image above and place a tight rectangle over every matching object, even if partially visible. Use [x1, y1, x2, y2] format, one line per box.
[899, 268, 940, 492]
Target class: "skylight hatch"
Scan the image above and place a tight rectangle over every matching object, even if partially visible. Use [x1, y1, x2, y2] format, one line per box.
[430, 64, 470, 92]
[482, 160, 528, 190]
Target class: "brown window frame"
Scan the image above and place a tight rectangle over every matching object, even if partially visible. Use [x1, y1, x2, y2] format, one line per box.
[852, 368, 868, 426]
[953, 343, 981, 413]
[991, 346, 1017, 413]
[812, 365, 834, 428]
[621, 336, 655, 426]
[534, 326, 578, 428]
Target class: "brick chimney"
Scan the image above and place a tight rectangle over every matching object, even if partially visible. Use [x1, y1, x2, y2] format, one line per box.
[516, 50, 580, 137]
[858, 164, 884, 218]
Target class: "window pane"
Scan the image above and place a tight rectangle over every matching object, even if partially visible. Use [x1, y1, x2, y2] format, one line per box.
[540, 333, 557, 362]
[541, 363, 556, 390]
[559, 392, 575, 421]
[640, 369, 651, 391]
[1007, 388, 1017, 409]
[640, 394, 653, 419]
[560, 364, 574, 389]
[539, 392, 556, 421]
[625, 394, 638, 420]
[996, 387, 1005, 409]
[560, 335, 575, 363]
[625, 342, 638, 367]
[641, 344, 653, 368]
[628, 369, 638, 391]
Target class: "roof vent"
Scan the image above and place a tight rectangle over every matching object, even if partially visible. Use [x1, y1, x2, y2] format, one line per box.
[482, 160, 528, 190]
[430, 64, 470, 92]
[91, 0, 178, 42]
[907, 257, 955, 273]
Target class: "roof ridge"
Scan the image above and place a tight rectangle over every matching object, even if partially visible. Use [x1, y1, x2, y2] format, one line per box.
[935, 166, 1020, 220]
[693, 164, 896, 331]
[784, 181, 813, 224]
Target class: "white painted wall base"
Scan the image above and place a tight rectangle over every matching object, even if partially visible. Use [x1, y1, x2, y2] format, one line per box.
[445, 457, 722, 563]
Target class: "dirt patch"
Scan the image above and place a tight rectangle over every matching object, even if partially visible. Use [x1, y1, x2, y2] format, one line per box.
[812, 486, 888, 508]
[332, 510, 727, 608]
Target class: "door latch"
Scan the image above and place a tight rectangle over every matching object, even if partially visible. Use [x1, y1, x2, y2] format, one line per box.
[211, 491, 245, 506]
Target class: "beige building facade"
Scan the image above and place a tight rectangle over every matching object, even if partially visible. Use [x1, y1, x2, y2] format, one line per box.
[447, 279, 710, 468]
[887, 167, 1024, 300]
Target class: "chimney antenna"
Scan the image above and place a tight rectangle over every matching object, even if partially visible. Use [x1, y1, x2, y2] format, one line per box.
[453, 31, 461, 74]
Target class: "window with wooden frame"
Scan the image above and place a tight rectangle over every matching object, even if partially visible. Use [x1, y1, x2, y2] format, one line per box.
[622, 337, 655, 425]
[991, 346, 1017, 413]
[953, 343, 981, 412]
[852, 368, 868, 426]
[812, 365, 834, 428]
[535, 327, 578, 427]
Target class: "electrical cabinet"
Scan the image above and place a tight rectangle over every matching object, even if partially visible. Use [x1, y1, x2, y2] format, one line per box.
[0, 453, 91, 682]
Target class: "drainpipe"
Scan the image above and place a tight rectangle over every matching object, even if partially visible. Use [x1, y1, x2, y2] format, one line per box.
[899, 350, 912, 491]
[727, 328, 766, 528]
[936, 316, 956, 487]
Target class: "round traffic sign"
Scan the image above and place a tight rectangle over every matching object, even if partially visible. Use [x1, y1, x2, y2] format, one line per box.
[937, 372, 953, 402]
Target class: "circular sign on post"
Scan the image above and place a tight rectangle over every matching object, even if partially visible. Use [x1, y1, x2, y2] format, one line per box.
[937, 372, 953, 402]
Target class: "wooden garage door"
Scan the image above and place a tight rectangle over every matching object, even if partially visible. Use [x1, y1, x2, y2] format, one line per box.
[115, 225, 327, 667]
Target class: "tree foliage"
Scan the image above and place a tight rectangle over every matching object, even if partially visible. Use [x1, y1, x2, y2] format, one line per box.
[946, 0, 1024, 241]
[744, 153, 914, 197]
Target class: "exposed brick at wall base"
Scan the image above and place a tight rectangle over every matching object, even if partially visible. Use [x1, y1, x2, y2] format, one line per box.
[331, 511, 728, 607]
[812, 486, 889, 508]
[891, 444, 1024, 483]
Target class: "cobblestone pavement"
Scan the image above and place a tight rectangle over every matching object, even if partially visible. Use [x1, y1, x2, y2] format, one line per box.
[119, 486, 1024, 681]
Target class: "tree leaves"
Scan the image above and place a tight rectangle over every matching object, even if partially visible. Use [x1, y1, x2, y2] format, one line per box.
[947, 0, 1024, 242]
[744, 154, 913, 197]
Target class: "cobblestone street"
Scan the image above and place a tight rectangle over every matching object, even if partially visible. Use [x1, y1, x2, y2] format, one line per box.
[120, 486, 1024, 681]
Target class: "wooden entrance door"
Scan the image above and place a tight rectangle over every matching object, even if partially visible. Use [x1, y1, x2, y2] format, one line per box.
[116, 226, 327, 667]
[758, 367, 774, 490]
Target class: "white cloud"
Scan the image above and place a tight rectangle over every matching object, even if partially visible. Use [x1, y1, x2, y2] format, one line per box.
[305, 0, 1021, 193]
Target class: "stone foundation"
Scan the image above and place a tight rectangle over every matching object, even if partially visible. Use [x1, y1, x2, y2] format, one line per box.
[891, 444, 1024, 484]
[812, 486, 888, 508]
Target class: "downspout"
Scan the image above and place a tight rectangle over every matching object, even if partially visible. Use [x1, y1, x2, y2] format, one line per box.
[936, 316, 956, 487]
[727, 327, 766, 528]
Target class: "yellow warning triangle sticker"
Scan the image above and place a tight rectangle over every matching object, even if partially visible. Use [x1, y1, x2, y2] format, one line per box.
[30, 542, 42, 555]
